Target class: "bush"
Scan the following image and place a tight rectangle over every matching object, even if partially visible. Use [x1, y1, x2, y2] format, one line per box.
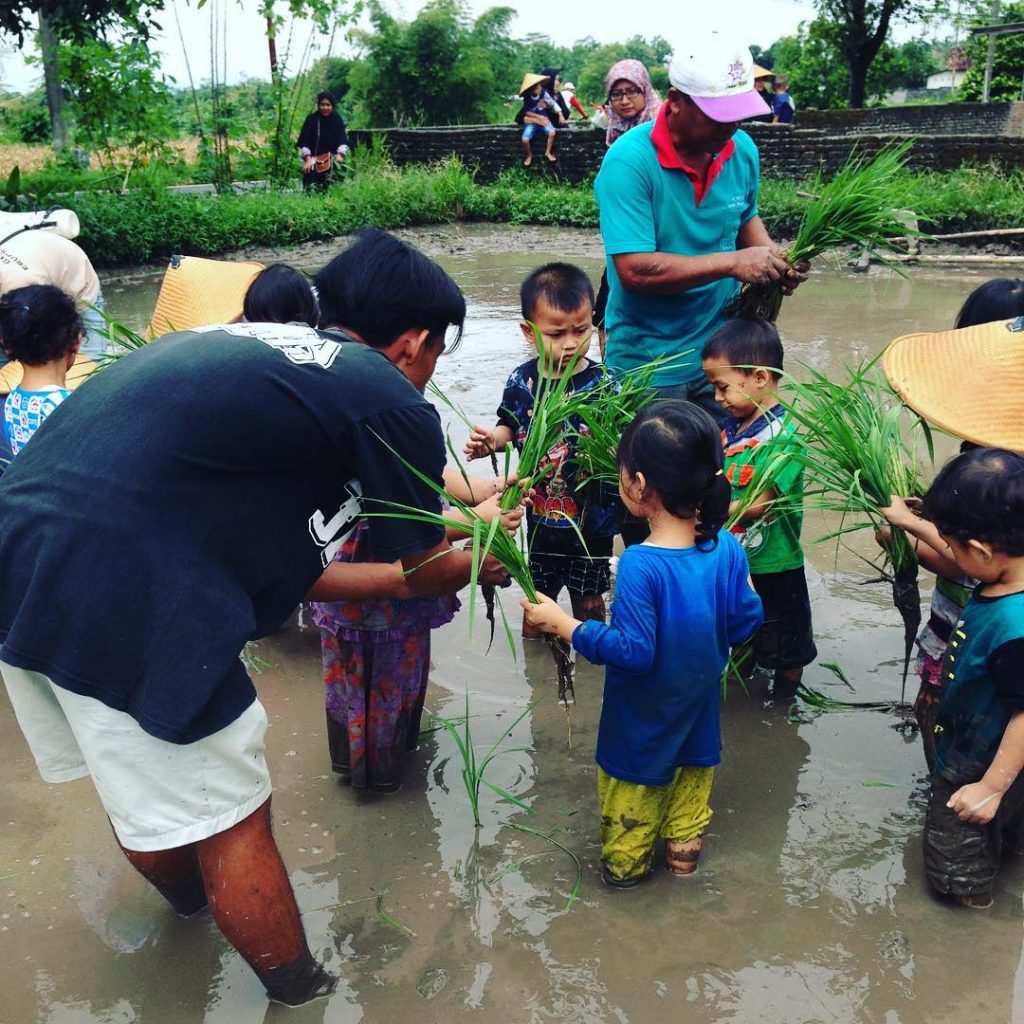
[48, 156, 1024, 268]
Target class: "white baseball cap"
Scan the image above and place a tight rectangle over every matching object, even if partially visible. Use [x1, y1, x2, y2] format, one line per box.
[667, 29, 771, 123]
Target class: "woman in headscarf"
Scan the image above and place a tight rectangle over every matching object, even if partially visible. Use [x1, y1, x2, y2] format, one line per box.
[603, 59, 661, 147]
[541, 67, 571, 123]
[595, 60, 662, 353]
[297, 91, 349, 192]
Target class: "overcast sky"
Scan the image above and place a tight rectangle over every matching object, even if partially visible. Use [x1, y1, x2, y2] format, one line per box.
[1, 0, 940, 95]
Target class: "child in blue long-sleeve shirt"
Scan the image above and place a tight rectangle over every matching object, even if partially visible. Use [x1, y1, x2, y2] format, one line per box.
[523, 401, 763, 887]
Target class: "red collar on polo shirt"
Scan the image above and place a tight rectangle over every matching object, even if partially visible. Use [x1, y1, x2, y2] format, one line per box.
[649, 100, 736, 206]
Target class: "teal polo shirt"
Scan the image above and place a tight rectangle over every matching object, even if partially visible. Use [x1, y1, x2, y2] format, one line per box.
[595, 105, 760, 386]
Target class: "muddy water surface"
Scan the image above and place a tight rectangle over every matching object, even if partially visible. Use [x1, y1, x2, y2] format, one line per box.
[4, 226, 1023, 1023]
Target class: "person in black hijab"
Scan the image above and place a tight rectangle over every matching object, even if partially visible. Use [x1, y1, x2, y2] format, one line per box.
[541, 67, 571, 122]
[297, 91, 349, 191]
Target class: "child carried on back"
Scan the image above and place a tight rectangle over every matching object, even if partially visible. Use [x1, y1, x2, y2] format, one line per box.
[521, 401, 763, 886]
[702, 319, 816, 700]
[465, 263, 618, 642]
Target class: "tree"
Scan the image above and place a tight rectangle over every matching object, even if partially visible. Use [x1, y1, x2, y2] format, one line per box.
[348, 0, 520, 126]
[763, 18, 942, 108]
[575, 36, 671, 105]
[60, 34, 175, 181]
[0, 0, 160, 43]
[764, 20, 850, 108]
[959, 2, 1024, 101]
[815, 0, 946, 107]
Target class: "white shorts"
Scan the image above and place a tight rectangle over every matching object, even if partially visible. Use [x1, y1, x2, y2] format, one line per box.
[0, 661, 272, 852]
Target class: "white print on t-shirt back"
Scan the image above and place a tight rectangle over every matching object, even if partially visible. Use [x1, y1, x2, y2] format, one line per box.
[309, 479, 363, 568]
[191, 322, 342, 369]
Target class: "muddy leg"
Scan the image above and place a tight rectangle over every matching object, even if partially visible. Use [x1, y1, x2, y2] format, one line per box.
[521, 138, 533, 167]
[115, 828, 208, 917]
[772, 666, 803, 702]
[195, 797, 335, 1005]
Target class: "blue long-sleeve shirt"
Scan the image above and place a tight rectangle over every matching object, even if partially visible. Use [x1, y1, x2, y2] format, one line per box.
[573, 532, 763, 785]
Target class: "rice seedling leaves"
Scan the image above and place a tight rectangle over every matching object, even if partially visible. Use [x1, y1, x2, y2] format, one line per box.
[376, 889, 417, 939]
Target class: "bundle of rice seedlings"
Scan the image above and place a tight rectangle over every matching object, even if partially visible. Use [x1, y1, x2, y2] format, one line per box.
[728, 141, 918, 322]
[777, 356, 931, 695]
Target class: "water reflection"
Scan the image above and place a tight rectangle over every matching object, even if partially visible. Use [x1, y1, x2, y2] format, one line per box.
[5, 228, 1023, 1022]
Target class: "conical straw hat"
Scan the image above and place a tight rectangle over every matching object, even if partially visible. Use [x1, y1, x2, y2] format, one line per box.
[0, 352, 99, 393]
[519, 73, 549, 96]
[882, 316, 1024, 452]
[752, 64, 775, 79]
[147, 255, 264, 339]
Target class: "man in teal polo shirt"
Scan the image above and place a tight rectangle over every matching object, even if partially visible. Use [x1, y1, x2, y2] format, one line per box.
[595, 28, 805, 420]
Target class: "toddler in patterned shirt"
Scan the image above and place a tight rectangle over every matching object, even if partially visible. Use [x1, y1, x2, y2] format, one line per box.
[1, 284, 84, 459]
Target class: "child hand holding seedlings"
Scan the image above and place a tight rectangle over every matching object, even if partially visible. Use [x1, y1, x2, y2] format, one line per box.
[522, 401, 763, 886]
[465, 262, 620, 640]
[913, 449, 1024, 909]
[701, 319, 816, 700]
[0, 285, 85, 458]
[879, 278, 1024, 770]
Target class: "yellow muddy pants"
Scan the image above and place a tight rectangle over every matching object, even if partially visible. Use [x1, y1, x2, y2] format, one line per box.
[597, 765, 714, 882]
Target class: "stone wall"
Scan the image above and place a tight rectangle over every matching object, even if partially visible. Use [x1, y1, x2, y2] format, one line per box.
[348, 120, 1024, 184]
[794, 101, 1024, 137]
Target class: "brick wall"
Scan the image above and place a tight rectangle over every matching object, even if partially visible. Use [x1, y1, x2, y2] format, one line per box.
[348, 120, 1024, 184]
[793, 101, 1023, 136]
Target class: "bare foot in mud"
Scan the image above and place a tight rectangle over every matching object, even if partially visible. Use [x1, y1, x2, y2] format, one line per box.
[523, 156, 533, 167]
[544, 153, 557, 163]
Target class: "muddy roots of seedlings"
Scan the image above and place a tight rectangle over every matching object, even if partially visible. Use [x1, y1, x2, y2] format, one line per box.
[891, 560, 922, 700]
[725, 280, 786, 323]
[482, 583, 497, 652]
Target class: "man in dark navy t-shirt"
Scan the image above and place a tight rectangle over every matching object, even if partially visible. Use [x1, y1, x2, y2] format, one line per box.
[0, 230, 503, 1005]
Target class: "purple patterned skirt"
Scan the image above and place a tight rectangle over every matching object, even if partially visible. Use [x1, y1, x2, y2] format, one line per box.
[320, 628, 432, 791]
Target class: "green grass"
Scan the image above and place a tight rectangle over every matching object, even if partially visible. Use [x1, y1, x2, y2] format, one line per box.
[38, 151, 1024, 268]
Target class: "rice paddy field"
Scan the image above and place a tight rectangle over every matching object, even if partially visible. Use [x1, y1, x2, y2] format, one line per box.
[3, 225, 1023, 1023]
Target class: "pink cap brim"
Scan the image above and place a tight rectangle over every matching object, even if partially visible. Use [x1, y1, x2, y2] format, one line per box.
[691, 90, 771, 123]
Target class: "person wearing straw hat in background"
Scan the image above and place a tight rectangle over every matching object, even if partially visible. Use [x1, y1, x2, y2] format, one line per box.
[880, 291, 1024, 909]
[517, 72, 566, 166]
[750, 63, 775, 123]
[594, 27, 807, 430]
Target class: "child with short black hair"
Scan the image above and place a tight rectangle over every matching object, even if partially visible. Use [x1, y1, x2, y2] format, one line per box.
[881, 278, 1024, 769]
[521, 401, 763, 885]
[465, 262, 618, 638]
[0, 284, 83, 457]
[702, 318, 816, 698]
[914, 448, 1024, 909]
[243, 264, 319, 327]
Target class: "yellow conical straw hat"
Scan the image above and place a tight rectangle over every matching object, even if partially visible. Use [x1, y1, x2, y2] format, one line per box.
[882, 316, 1024, 452]
[752, 64, 775, 80]
[519, 73, 549, 96]
[147, 255, 264, 339]
[0, 352, 99, 393]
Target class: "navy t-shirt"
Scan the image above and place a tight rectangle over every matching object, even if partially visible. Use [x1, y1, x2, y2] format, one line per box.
[0, 323, 445, 743]
[773, 93, 794, 124]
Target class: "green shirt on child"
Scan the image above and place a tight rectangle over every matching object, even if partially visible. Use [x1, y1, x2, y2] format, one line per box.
[721, 404, 804, 575]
